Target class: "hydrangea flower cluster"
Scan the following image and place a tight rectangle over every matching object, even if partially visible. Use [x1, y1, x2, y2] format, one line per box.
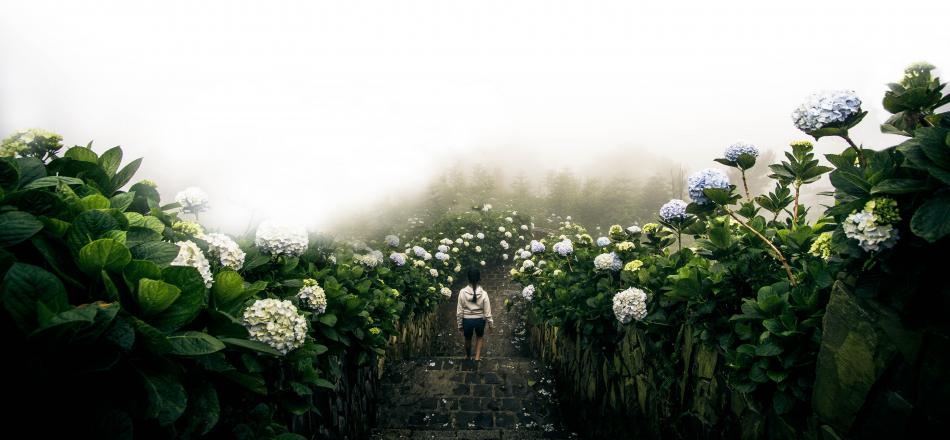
[724, 141, 760, 162]
[522, 285, 535, 301]
[596, 236, 611, 247]
[355, 250, 384, 267]
[297, 279, 327, 314]
[482, 204, 492, 211]
[594, 252, 623, 271]
[0, 128, 62, 157]
[438, 244, 449, 253]
[476, 232, 485, 239]
[435, 251, 450, 261]
[612, 287, 649, 324]
[385, 234, 400, 247]
[864, 197, 900, 225]
[521, 224, 529, 231]
[659, 199, 690, 222]
[412, 246, 427, 258]
[519, 250, 532, 259]
[242, 298, 308, 355]
[498, 227, 506, 233]
[626, 225, 642, 234]
[553, 239, 573, 256]
[172, 221, 205, 236]
[175, 186, 210, 213]
[505, 216, 513, 222]
[440, 287, 452, 297]
[500, 240, 509, 249]
[808, 232, 833, 260]
[255, 221, 308, 257]
[615, 241, 634, 251]
[791, 90, 862, 133]
[390, 252, 407, 266]
[521, 260, 535, 270]
[642, 223, 660, 235]
[202, 232, 246, 270]
[429, 268, 439, 277]
[687, 169, 730, 205]
[530, 240, 546, 253]
[843, 210, 899, 252]
[624, 260, 644, 272]
[171, 240, 214, 288]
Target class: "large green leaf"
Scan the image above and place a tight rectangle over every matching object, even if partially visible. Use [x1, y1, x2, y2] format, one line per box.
[0, 211, 43, 247]
[168, 331, 226, 355]
[150, 266, 206, 332]
[180, 382, 220, 436]
[131, 241, 181, 267]
[110, 157, 142, 193]
[211, 270, 249, 314]
[137, 278, 182, 316]
[77, 238, 132, 274]
[109, 192, 135, 212]
[0, 158, 19, 191]
[1, 263, 69, 332]
[98, 146, 123, 177]
[910, 193, 950, 242]
[139, 370, 187, 426]
[22, 175, 84, 190]
[220, 337, 282, 356]
[66, 209, 119, 255]
[870, 178, 930, 195]
[65, 146, 99, 163]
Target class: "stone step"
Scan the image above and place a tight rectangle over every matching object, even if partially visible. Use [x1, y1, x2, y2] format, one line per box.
[372, 428, 573, 439]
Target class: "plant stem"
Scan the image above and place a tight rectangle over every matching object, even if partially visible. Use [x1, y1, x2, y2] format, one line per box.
[724, 207, 796, 286]
[741, 169, 752, 201]
[841, 134, 865, 168]
[677, 230, 682, 252]
[793, 182, 801, 226]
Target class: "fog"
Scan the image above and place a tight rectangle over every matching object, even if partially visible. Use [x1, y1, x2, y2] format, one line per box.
[2, 0, 949, 235]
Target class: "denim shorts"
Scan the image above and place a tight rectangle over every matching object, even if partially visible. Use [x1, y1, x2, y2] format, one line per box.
[462, 318, 486, 339]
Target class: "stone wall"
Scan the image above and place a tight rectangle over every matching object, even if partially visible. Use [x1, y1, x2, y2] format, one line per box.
[302, 309, 440, 439]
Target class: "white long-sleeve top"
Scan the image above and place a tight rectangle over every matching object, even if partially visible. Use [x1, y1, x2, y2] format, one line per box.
[456, 285, 493, 329]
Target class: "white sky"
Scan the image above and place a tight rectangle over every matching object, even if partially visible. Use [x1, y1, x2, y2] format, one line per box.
[2, 0, 949, 233]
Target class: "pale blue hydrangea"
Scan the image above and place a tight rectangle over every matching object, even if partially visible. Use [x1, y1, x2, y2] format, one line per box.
[596, 236, 611, 247]
[530, 240, 546, 253]
[411, 246, 426, 258]
[791, 90, 862, 133]
[384, 234, 400, 247]
[687, 169, 731, 205]
[843, 210, 899, 252]
[389, 252, 407, 266]
[626, 225, 642, 234]
[519, 250, 532, 259]
[724, 141, 759, 162]
[435, 251, 450, 261]
[553, 239, 573, 256]
[593, 252, 623, 271]
[659, 199, 690, 222]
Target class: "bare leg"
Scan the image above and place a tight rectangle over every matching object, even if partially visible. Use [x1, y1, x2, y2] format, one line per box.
[474, 336, 484, 361]
[464, 338, 472, 359]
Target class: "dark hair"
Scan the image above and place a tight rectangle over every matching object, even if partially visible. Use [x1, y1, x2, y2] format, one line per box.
[466, 267, 481, 302]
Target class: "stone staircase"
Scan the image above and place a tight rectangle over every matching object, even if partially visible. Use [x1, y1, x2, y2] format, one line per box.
[372, 268, 577, 440]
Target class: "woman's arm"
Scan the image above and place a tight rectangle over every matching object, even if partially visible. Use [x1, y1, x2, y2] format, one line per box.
[456, 288, 464, 330]
[483, 291, 493, 328]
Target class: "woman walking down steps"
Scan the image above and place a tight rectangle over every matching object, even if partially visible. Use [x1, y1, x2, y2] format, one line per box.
[457, 267, 494, 362]
[373, 267, 576, 438]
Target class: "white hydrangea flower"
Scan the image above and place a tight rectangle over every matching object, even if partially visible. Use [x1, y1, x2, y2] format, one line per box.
[175, 187, 210, 214]
[519, 250, 532, 259]
[596, 236, 611, 247]
[613, 287, 648, 324]
[506, 217, 514, 223]
[479, 260, 486, 266]
[255, 220, 308, 257]
[435, 251, 450, 261]
[438, 244, 449, 253]
[843, 210, 899, 252]
[385, 234, 400, 247]
[452, 247, 459, 252]
[498, 226, 506, 233]
[413, 259, 426, 268]
[201, 232, 246, 270]
[171, 240, 214, 288]
[500, 240, 509, 249]
[412, 246, 427, 258]
[504, 231, 512, 238]
[482, 203, 492, 211]
[447, 276, 453, 284]
[242, 298, 308, 354]
[440, 286, 452, 297]
[627, 225, 642, 234]
[522, 260, 535, 270]
[429, 268, 439, 277]
[298, 279, 327, 314]
[476, 232, 485, 239]
[462, 233, 475, 240]
[475, 245, 482, 253]
[440, 238, 454, 245]
[390, 252, 407, 266]
[456, 238, 463, 244]
[593, 252, 622, 271]
[355, 250, 384, 268]
[520, 225, 528, 231]
[423, 252, 432, 261]
[522, 284, 535, 301]
[454, 264, 461, 273]
[502, 254, 509, 260]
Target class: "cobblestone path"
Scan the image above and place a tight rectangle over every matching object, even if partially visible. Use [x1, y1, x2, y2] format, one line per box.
[373, 268, 577, 440]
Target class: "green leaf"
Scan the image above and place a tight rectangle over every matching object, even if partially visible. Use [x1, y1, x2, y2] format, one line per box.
[137, 278, 182, 316]
[0, 211, 43, 247]
[221, 370, 267, 395]
[22, 175, 84, 190]
[910, 193, 950, 242]
[318, 313, 338, 327]
[703, 187, 738, 206]
[150, 266, 207, 332]
[139, 371, 187, 426]
[0, 158, 19, 191]
[773, 390, 794, 415]
[66, 209, 119, 255]
[755, 341, 783, 356]
[98, 146, 123, 178]
[1, 263, 69, 332]
[220, 337, 283, 356]
[314, 344, 328, 355]
[314, 378, 336, 389]
[180, 382, 220, 436]
[110, 192, 135, 212]
[870, 178, 930, 195]
[110, 157, 142, 193]
[167, 331, 226, 355]
[130, 241, 181, 267]
[767, 369, 789, 383]
[211, 270, 249, 314]
[77, 238, 132, 274]
[65, 146, 99, 163]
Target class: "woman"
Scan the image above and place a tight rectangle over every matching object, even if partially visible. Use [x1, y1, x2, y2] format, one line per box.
[456, 267, 493, 361]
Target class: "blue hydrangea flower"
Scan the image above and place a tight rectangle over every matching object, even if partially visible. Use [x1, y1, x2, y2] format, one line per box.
[435, 251, 450, 261]
[659, 199, 689, 222]
[553, 239, 573, 256]
[530, 240, 545, 253]
[411, 246, 426, 258]
[593, 252, 623, 271]
[724, 141, 759, 162]
[791, 90, 862, 133]
[687, 169, 730, 205]
[389, 252, 407, 266]
[596, 236, 611, 247]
